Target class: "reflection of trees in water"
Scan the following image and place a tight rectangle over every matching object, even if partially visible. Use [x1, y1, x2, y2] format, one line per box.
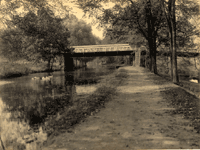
[0, 67, 113, 134]
[0, 97, 47, 150]
[72, 66, 116, 85]
[0, 73, 76, 128]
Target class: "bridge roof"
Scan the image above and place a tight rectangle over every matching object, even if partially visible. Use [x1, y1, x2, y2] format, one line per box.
[71, 44, 134, 53]
[71, 44, 130, 48]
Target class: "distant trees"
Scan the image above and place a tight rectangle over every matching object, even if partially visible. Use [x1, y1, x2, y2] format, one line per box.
[0, 2, 101, 69]
[0, 29, 25, 62]
[63, 14, 101, 65]
[77, 0, 166, 74]
[161, 0, 199, 83]
[0, 4, 71, 70]
[77, 0, 199, 83]
[0, 7, 71, 70]
[64, 14, 100, 46]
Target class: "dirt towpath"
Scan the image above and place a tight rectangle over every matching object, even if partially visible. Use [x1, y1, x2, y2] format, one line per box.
[43, 66, 200, 150]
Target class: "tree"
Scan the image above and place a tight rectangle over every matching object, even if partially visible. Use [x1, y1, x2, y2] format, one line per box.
[161, 0, 178, 83]
[0, 29, 24, 62]
[6, 8, 71, 70]
[77, 0, 199, 77]
[0, 0, 73, 70]
[161, 0, 199, 83]
[63, 14, 100, 46]
[63, 14, 100, 66]
[77, 0, 167, 74]
[0, 8, 71, 70]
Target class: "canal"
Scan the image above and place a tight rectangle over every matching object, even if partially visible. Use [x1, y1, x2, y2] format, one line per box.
[0, 62, 116, 150]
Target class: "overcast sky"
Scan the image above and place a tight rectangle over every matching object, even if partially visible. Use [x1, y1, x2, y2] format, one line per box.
[69, 4, 104, 40]
[65, 1, 115, 40]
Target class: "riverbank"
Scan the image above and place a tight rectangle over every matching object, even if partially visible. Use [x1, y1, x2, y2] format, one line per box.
[0, 61, 59, 79]
[0, 60, 86, 79]
[43, 66, 200, 150]
[156, 55, 200, 98]
[0, 65, 126, 150]
[42, 68, 128, 147]
[156, 70, 200, 99]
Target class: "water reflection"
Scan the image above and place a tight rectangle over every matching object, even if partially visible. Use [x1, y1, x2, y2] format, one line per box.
[0, 72, 78, 127]
[0, 65, 115, 149]
[0, 96, 47, 150]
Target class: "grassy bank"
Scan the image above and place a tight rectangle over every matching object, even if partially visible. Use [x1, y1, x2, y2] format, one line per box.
[0, 60, 86, 79]
[43, 68, 128, 147]
[160, 87, 200, 133]
[156, 55, 200, 97]
[0, 66, 128, 150]
[146, 67, 200, 135]
[0, 60, 61, 79]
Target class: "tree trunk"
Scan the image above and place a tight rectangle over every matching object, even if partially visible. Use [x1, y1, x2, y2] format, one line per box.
[47, 59, 51, 71]
[170, 50, 173, 78]
[152, 36, 158, 74]
[148, 39, 157, 74]
[161, 0, 179, 83]
[146, 0, 157, 74]
[151, 49, 157, 74]
[50, 58, 55, 71]
[0, 136, 5, 150]
[148, 47, 152, 71]
[170, 0, 179, 83]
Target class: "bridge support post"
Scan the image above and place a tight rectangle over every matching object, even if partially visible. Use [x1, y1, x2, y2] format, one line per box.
[75, 59, 77, 68]
[64, 53, 74, 71]
[135, 49, 141, 67]
[128, 55, 133, 65]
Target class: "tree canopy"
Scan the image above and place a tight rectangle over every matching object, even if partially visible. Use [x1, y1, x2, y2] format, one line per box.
[77, 0, 200, 76]
[63, 14, 101, 46]
[63, 14, 101, 64]
[0, 7, 71, 69]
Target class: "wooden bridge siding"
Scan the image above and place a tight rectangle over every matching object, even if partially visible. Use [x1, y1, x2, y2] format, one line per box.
[72, 44, 133, 53]
[70, 51, 133, 57]
[63, 44, 142, 71]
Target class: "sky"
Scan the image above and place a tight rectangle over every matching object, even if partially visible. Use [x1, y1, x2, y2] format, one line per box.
[0, 0, 114, 40]
[68, 3, 104, 39]
[64, 1, 115, 40]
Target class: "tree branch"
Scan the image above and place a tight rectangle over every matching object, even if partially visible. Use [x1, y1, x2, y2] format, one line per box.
[129, 0, 134, 4]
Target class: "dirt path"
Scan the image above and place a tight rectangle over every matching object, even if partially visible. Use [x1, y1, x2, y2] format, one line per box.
[43, 66, 200, 150]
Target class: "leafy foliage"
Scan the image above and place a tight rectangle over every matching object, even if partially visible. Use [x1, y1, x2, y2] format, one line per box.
[64, 14, 100, 46]
[77, 0, 200, 75]
[63, 14, 101, 63]
[0, 7, 71, 70]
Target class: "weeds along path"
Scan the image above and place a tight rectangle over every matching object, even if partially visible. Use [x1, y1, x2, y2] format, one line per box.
[43, 66, 200, 150]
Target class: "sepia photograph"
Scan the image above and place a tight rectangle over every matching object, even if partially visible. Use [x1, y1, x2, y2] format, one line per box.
[0, 0, 200, 149]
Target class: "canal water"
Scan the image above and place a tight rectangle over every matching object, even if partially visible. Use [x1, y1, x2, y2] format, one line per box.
[0, 63, 116, 149]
